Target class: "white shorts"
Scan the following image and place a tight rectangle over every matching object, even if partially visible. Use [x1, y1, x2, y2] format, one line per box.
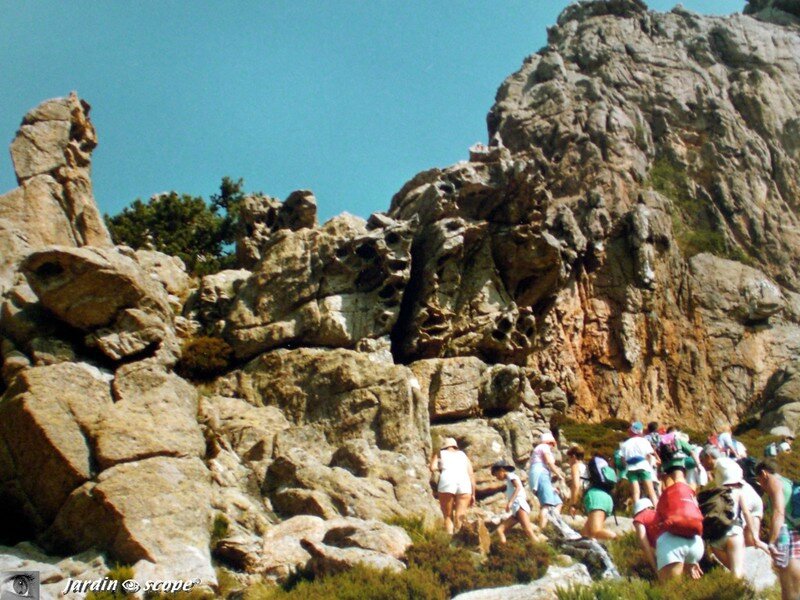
[438, 472, 471, 495]
[510, 497, 531, 516]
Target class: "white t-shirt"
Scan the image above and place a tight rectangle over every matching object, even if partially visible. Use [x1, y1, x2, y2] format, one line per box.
[439, 449, 470, 476]
[621, 436, 655, 472]
[741, 481, 764, 519]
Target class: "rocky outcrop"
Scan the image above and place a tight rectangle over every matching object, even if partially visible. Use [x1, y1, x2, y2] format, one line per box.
[235, 190, 318, 269]
[224, 214, 412, 360]
[22, 246, 176, 362]
[451, 564, 592, 600]
[2, 0, 800, 590]
[0, 94, 111, 293]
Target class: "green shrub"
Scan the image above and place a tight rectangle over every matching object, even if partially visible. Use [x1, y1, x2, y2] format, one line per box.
[557, 567, 757, 600]
[385, 515, 442, 545]
[210, 513, 230, 546]
[608, 531, 653, 579]
[405, 537, 483, 596]
[85, 565, 136, 600]
[559, 418, 627, 460]
[177, 336, 233, 379]
[484, 533, 551, 584]
[243, 565, 447, 600]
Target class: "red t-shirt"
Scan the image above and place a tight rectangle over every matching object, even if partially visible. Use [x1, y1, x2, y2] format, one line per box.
[633, 508, 658, 547]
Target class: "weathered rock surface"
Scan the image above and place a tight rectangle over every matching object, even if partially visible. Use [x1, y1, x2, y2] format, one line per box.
[22, 246, 175, 361]
[223, 215, 412, 359]
[451, 564, 592, 600]
[761, 361, 800, 433]
[0, 93, 111, 293]
[235, 190, 318, 269]
[0, 363, 112, 533]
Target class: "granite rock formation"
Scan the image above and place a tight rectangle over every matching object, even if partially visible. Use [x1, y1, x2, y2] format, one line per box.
[1, 0, 800, 592]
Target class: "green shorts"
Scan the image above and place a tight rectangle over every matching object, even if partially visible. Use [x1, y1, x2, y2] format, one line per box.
[626, 469, 653, 483]
[583, 487, 614, 516]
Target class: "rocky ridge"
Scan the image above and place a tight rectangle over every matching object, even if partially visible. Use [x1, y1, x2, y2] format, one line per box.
[0, 0, 799, 593]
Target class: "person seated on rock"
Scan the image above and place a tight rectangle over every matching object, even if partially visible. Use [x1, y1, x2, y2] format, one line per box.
[581, 454, 618, 542]
[633, 498, 658, 574]
[430, 437, 476, 534]
[620, 421, 659, 506]
[527, 431, 566, 529]
[757, 459, 800, 600]
[491, 460, 538, 545]
[566, 445, 587, 517]
[707, 460, 769, 578]
[653, 457, 705, 583]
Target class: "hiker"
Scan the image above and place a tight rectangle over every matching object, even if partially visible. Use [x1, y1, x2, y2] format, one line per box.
[491, 461, 538, 544]
[646, 422, 663, 495]
[430, 437, 476, 534]
[653, 453, 704, 582]
[620, 421, 659, 505]
[566, 445, 587, 517]
[527, 431, 566, 529]
[756, 460, 800, 600]
[669, 429, 706, 490]
[716, 424, 741, 458]
[633, 498, 658, 574]
[581, 454, 618, 541]
[780, 433, 795, 454]
[704, 460, 768, 578]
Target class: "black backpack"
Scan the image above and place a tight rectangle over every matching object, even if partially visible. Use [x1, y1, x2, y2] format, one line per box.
[587, 456, 618, 493]
[697, 486, 737, 542]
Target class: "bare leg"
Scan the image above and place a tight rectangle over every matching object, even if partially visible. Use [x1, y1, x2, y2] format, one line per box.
[516, 509, 538, 544]
[438, 493, 455, 534]
[658, 562, 685, 582]
[496, 516, 516, 544]
[777, 559, 800, 600]
[711, 546, 730, 571]
[538, 504, 550, 529]
[581, 510, 617, 541]
[630, 480, 641, 504]
[642, 479, 658, 504]
[726, 534, 746, 578]
[453, 493, 471, 533]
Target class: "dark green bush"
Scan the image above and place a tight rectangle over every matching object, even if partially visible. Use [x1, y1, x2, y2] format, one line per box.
[177, 336, 233, 379]
[244, 565, 446, 600]
[85, 565, 136, 600]
[608, 531, 653, 579]
[385, 515, 442, 545]
[405, 538, 483, 596]
[484, 533, 551, 584]
[559, 418, 627, 460]
[210, 513, 230, 546]
[557, 567, 757, 600]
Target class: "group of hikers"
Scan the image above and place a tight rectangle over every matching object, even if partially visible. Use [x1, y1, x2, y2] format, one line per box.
[430, 422, 800, 599]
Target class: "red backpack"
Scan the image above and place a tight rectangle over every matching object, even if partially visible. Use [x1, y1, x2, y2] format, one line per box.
[656, 482, 703, 538]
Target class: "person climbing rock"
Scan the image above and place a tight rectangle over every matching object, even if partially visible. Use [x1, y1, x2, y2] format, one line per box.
[527, 431, 565, 529]
[429, 437, 476, 534]
[491, 460, 539, 545]
[621, 421, 659, 505]
[566, 445, 588, 517]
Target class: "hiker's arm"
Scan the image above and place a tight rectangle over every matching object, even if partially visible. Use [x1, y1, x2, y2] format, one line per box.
[740, 495, 769, 552]
[768, 478, 786, 545]
[569, 463, 581, 509]
[545, 451, 565, 480]
[468, 460, 476, 506]
[429, 452, 438, 473]
[635, 524, 657, 572]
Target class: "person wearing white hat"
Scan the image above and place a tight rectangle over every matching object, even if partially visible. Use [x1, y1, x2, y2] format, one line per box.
[710, 460, 769, 578]
[430, 437, 476, 534]
[526, 431, 566, 529]
[632, 498, 658, 574]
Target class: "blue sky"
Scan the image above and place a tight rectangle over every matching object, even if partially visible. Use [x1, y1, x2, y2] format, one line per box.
[1, 1, 745, 223]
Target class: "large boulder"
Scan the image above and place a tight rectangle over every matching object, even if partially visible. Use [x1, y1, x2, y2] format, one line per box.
[21, 246, 175, 361]
[93, 361, 205, 469]
[760, 361, 800, 433]
[45, 456, 214, 584]
[223, 214, 412, 359]
[0, 363, 112, 537]
[451, 564, 592, 600]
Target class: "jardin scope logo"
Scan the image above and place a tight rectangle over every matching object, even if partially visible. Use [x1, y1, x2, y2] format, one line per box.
[0, 572, 39, 600]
